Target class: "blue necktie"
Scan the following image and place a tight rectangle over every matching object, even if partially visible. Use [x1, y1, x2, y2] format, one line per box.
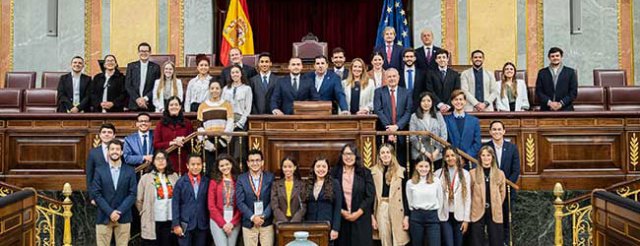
[193, 177, 199, 199]
[262, 76, 268, 89]
[142, 134, 148, 155]
[407, 69, 414, 91]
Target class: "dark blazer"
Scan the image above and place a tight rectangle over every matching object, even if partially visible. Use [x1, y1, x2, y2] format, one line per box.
[444, 114, 482, 163]
[271, 178, 307, 223]
[329, 67, 349, 80]
[270, 75, 320, 115]
[123, 131, 154, 166]
[305, 178, 342, 232]
[485, 141, 520, 184]
[171, 174, 210, 231]
[86, 146, 108, 193]
[90, 163, 137, 225]
[330, 165, 375, 246]
[426, 68, 461, 108]
[221, 64, 258, 87]
[236, 171, 275, 228]
[373, 86, 413, 130]
[535, 66, 578, 111]
[415, 45, 442, 71]
[90, 70, 126, 112]
[125, 60, 161, 111]
[399, 66, 429, 110]
[374, 44, 404, 71]
[303, 71, 348, 111]
[249, 73, 280, 114]
[56, 73, 92, 112]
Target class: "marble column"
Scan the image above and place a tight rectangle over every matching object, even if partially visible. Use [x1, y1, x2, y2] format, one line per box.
[412, 0, 442, 48]
[184, 0, 213, 58]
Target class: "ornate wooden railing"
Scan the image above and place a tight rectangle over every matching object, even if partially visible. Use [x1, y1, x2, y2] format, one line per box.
[0, 181, 73, 246]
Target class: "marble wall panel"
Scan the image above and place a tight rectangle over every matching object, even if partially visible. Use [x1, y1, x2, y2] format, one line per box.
[457, 0, 468, 64]
[517, 0, 527, 68]
[184, 0, 213, 58]
[101, 0, 111, 56]
[158, 0, 168, 54]
[412, 0, 442, 48]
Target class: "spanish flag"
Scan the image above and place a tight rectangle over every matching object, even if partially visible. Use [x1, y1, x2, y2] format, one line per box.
[220, 0, 254, 66]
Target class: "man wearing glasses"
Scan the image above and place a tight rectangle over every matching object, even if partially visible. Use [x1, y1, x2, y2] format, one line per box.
[125, 42, 161, 112]
[123, 112, 154, 167]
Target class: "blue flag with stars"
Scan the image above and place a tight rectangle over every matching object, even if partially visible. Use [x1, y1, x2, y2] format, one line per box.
[375, 0, 411, 48]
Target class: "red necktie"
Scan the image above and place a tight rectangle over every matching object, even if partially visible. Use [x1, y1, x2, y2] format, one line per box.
[386, 45, 392, 63]
[390, 89, 396, 124]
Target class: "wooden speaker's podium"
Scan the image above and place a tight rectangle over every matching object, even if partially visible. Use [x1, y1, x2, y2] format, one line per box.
[276, 222, 330, 246]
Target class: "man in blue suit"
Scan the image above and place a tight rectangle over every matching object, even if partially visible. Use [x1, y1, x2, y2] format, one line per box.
[374, 68, 413, 166]
[90, 139, 137, 246]
[373, 26, 404, 71]
[485, 120, 520, 244]
[303, 55, 349, 114]
[535, 47, 578, 111]
[237, 149, 275, 246]
[444, 89, 482, 169]
[172, 154, 209, 246]
[86, 123, 116, 203]
[270, 57, 320, 115]
[123, 112, 154, 167]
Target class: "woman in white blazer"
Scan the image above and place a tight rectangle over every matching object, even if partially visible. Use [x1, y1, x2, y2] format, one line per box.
[152, 61, 183, 112]
[435, 147, 471, 246]
[342, 58, 375, 114]
[495, 62, 529, 112]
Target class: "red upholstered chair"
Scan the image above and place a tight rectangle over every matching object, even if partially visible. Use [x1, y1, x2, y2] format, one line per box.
[593, 69, 626, 87]
[0, 88, 24, 112]
[41, 71, 67, 89]
[292, 40, 328, 63]
[185, 54, 216, 67]
[5, 72, 37, 89]
[573, 86, 606, 111]
[242, 55, 258, 67]
[494, 70, 527, 85]
[23, 89, 58, 113]
[148, 54, 176, 66]
[607, 86, 640, 111]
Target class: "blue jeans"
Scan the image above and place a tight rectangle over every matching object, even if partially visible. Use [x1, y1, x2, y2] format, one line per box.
[441, 213, 463, 246]
[409, 209, 440, 246]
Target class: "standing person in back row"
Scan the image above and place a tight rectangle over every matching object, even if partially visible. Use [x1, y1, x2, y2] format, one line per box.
[460, 50, 499, 112]
[426, 49, 461, 113]
[535, 47, 578, 111]
[57, 56, 92, 113]
[221, 48, 258, 86]
[374, 26, 404, 71]
[125, 42, 161, 112]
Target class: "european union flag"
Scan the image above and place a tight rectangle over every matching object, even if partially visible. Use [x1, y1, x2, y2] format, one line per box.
[375, 0, 411, 48]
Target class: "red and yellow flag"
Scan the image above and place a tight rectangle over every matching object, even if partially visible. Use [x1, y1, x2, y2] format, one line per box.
[220, 0, 254, 66]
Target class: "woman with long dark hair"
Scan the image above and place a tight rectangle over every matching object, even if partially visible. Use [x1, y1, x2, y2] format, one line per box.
[304, 157, 342, 243]
[435, 147, 471, 246]
[207, 154, 242, 246]
[153, 96, 193, 173]
[271, 156, 307, 223]
[409, 91, 447, 168]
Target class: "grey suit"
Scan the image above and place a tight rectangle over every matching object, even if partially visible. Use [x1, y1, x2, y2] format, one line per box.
[249, 73, 280, 114]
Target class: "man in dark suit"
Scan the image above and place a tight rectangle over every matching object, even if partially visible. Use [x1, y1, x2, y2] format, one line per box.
[535, 47, 578, 111]
[415, 29, 442, 71]
[123, 113, 153, 167]
[398, 48, 428, 111]
[249, 53, 280, 114]
[221, 47, 258, 86]
[374, 68, 413, 166]
[172, 154, 209, 246]
[426, 49, 461, 113]
[86, 123, 117, 204]
[373, 26, 404, 71]
[57, 56, 92, 113]
[90, 55, 126, 112]
[270, 57, 320, 115]
[485, 120, 520, 244]
[329, 47, 349, 80]
[236, 149, 275, 246]
[303, 55, 349, 114]
[125, 42, 161, 112]
[90, 139, 137, 246]
[443, 90, 482, 164]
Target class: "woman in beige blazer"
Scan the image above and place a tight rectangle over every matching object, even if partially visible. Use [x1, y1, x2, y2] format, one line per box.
[469, 146, 506, 246]
[371, 143, 410, 246]
[434, 147, 471, 246]
[343, 58, 376, 115]
[136, 150, 179, 245]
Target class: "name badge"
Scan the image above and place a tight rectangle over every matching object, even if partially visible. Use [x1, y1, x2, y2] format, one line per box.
[254, 201, 264, 216]
[224, 206, 234, 223]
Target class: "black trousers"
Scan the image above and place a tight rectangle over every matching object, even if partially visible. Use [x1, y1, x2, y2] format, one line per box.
[142, 221, 178, 246]
[470, 209, 504, 246]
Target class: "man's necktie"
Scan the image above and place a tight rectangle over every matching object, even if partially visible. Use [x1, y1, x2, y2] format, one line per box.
[390, 89, 397, 124]
[262, 76, 268, 89]
[441, 70, 447, 81]
[293, 77, 298, 92]
[193, 177, 199, 199]
[426, 47, 432, 62]
[407, 69, 414, 91]
[386, 45, 392, 63]
[142, 134, 148, 155]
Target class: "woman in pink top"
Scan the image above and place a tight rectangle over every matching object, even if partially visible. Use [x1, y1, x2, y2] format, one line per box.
[207, 154, 242, 246]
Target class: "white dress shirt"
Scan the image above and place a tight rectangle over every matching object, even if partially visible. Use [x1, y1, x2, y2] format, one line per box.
[139, 61, 149, 97]
[406, 176, 443, 210]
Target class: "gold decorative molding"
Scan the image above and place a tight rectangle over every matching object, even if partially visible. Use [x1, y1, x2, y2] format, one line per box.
[92, 134, 100, 148]
[84, 0, 91, 74]
[525, 133, 535, 172]
[251, 137, 261, 151]
[617, 0, 635, 85]
[362, 137, 373, 168]
[630, 133, 638, 171]
[537, 0, 544, 67]
[179, 0, 184, 67]
[0, 0, 15, 87]
[440, 0, 446, 49]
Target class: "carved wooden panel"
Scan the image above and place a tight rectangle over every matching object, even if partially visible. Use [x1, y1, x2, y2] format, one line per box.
[538, 133, 622, 170]
[8, 134, 86, 171]
[266, 140, 354, 177]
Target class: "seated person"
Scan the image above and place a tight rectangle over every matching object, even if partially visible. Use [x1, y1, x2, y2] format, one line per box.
[535, 47, 578, 111]
[91, 54, 126, 112]
[270, 57, 320, 115]
[303, 55, 348, 114]
[57, 56, 92, 113]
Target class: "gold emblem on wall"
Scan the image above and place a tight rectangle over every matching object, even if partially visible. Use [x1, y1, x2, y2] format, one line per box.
[92, 134, 100, 148]
[525, 133, 536, 172]
[362, 137, 373, 168]
[630, 133, 638, 171]
[251, 137, 261, 151]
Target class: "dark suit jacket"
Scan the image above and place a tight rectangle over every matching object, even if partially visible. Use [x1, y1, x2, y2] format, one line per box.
[90, 70, 126, 112]
[249, 73, 280, 114]
[171, 174, 210, 231]
[86, 146, 108, 193]
[56, 73, 92, 112]
[330, 165, 375, 246]
[415, 45, 442, 71]
[374, 44, 404, 71]
[221, 64, 258, 87]
[90, 163, 137, 225]
[236, 171, 275, 228]
[329, 67, 349, 80]
[399, 66, 429, 110]
[444, 114, 482, 162]
[535, 66, 578, 111]
[303, 71, 348, 111]
[305, 178, 342, 232]
[373, 86, 413, 130]
[123, 131, 154, 166]
[271, 178, 307, 223]
[426, 68, 461, 108]
[125, 60, 161, 111]
[270, 75, 320, 115]
[485, 141, 520, 184]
